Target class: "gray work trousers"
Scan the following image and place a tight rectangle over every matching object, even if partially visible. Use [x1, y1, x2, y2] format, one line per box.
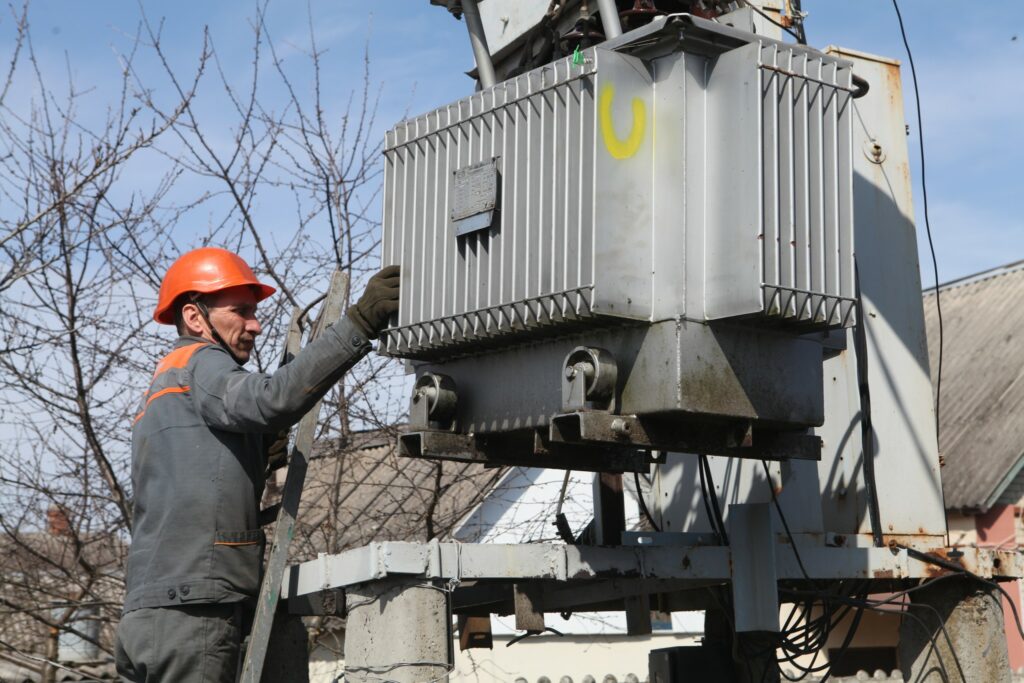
[115, 603, 243, 682]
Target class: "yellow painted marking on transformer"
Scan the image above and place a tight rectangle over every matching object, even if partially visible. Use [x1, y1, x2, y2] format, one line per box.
[598, 83, 646, 160]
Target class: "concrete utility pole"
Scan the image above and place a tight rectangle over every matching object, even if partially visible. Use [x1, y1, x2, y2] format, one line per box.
[898, 576, 1012, 683]
[343, 578, 453, 683]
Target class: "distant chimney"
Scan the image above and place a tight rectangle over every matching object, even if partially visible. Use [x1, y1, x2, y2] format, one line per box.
[46, 505, 71, 536]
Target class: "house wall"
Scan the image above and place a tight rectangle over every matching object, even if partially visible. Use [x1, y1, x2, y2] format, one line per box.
[309, 632, 703, 683]
[947, 510, 979, 547]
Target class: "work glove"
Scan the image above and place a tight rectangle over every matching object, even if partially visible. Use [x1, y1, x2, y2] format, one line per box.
[347, 265, 401, 337]
[264, 428, 291, 475]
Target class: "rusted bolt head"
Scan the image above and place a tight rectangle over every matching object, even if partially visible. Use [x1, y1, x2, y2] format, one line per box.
[610, 418, 631, 438]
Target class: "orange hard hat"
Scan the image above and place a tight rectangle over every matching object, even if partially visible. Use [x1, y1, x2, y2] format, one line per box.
[153, 247, 276, 324]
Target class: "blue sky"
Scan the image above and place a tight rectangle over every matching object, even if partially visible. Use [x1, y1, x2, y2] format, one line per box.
[5, 0, 1022, 288]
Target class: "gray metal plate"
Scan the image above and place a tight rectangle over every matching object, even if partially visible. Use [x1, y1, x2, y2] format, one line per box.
[451, 158, 499, 236]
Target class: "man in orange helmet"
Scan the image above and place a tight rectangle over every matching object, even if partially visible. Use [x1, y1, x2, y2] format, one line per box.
[114, 247, 400, 682]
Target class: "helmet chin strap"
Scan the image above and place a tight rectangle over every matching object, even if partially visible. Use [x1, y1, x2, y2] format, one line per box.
[190, 294, 245, 365]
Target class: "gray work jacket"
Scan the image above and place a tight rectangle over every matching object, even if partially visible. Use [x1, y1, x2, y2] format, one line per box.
[123, 317, 370, 613]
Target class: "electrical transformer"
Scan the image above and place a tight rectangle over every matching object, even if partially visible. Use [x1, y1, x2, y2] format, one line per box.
[382, 14, 855, 470]
[277, 6, 1016, 681]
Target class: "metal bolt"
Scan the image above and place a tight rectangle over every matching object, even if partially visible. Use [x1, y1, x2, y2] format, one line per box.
[564, 366, 577, 380]
[871, 143, 883, 162]
[610, 418, 631, 438]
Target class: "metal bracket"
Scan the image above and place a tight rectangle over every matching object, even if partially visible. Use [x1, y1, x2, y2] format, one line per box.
[285, 589, 345, 617]
[561, 346, 618, 412]
[410, 373, 458, 430]
[728, 503, 779, 633]
[458, 615, 493, 651]
[398, 428, 658, 473]
[513, 583, 545, 632]
[549, 412, 821, 461]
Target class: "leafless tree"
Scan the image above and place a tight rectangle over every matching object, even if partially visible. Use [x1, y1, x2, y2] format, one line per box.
[0, 2, 412, 678]
[0, 2, 197, 676]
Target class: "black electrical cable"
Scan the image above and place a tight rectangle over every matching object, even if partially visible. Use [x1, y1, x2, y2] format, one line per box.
[782, 570, 1018, 681]
[776, 585, 963, 682]
[853, 264, 886, 549]
[892, 0, 943, 443]
[777, 572, 1013, 681]
[796, 591, 967, 681]
[700, 454, 729, 545]
[753, 464, 879, 681]
[760, 460, 814, 583]
[850, 74, 870, 99]
[697, 454, 725, 544]
[896, 544, 1024, 643]
[774, 584, 869, 680]
[633, 470, 661, 532]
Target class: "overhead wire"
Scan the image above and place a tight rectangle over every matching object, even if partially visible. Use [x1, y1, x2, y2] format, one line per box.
[708, 5, 951, 676]
[891, 0, 943, 442]
[532, 6, 949, 679]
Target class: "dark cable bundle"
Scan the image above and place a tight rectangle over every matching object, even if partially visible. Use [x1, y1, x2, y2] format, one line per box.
[698, 454, 729, 544]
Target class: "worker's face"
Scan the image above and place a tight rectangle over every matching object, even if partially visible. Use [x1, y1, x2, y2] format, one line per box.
[195, 286, 263, 362]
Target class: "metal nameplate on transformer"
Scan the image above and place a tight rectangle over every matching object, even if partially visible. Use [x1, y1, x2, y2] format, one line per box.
[451, 158, 500, 237]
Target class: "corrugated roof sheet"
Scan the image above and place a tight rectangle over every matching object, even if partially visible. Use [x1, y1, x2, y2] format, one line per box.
[924, 260, 1024, 510]
[275, 432, 506, 561]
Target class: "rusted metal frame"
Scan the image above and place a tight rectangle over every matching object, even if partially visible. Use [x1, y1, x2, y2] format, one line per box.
[398, 428, 660, 473]
[549, 411, 822, 461]
[280, 540, 1024, 614]
[240, 270, 349, 683]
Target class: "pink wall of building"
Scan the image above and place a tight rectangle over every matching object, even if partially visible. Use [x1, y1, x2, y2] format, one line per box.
[975, 504, 1024, 670]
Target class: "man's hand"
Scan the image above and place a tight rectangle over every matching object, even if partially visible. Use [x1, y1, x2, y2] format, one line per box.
[265, 429, 290, 475]
[347, 265, 400, 337]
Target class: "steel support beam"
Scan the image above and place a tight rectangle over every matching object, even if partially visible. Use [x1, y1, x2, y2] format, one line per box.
[281, 541, 1024, 600]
